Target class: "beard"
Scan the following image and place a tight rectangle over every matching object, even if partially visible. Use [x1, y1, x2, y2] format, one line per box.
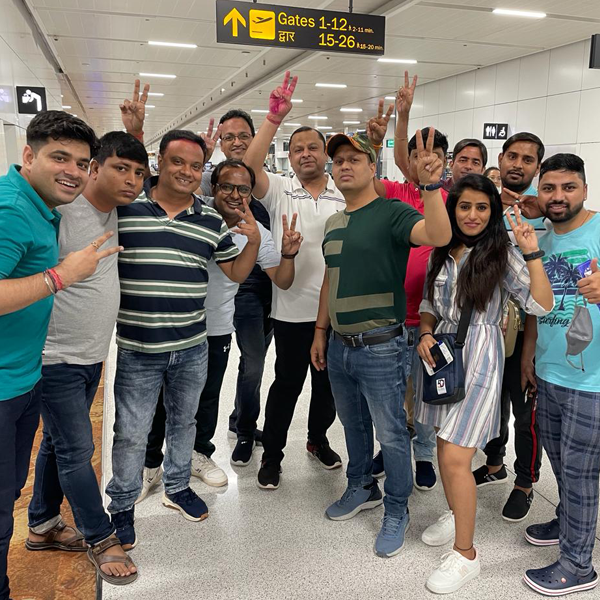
[502, 177, 532, 194]
[543, 199, 584, 223]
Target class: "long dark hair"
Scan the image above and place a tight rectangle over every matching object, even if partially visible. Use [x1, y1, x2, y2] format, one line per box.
[426, 174, 509, 312]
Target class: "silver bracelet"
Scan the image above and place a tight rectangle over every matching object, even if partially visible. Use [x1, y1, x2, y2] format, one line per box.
[43, 271, 56, 295]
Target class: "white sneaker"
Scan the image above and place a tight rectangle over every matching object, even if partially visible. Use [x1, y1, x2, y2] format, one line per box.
[422, 510, 455, 546]
[191, 451, 228, 487]
[135, 466, 163, 504]
[426, 548, 481, 594]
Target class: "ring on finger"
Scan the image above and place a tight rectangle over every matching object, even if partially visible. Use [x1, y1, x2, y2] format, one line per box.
[91, 241, 100, 250]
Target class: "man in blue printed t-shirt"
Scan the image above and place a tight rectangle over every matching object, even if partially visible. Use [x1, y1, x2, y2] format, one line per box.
[0, 111, 112, 600]
[521, 153, 600, 597]
[473, 132, 548, 523]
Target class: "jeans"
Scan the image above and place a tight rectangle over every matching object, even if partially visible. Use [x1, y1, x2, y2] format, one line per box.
[0, 381, 41, 600]
[229, 288, 273, 440]
[405, 326, 436, 462]
[536, 378, 600, 577]
[262, 320, 337, 466]
[28, 363, 114, 546]
[327, 327, 413, 518]
[145, 335, 231, 466]
[484, 331, 542, 487]
[106, 343, 208, 513]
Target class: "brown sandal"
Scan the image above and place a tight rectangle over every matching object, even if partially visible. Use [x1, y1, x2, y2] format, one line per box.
[87, 534, 138, 586]
[26, 518, 86, 552]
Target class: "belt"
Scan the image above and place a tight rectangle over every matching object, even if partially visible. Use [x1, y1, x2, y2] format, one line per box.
[333, 324, 404, 348]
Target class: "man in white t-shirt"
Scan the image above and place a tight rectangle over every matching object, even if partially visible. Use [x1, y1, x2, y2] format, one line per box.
[244, 72, 344, 490]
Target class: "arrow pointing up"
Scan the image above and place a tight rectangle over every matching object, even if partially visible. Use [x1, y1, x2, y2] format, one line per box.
[224, 8, 246, 37]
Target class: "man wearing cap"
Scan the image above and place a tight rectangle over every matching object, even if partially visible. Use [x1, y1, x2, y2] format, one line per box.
[311, 129, 451, 557]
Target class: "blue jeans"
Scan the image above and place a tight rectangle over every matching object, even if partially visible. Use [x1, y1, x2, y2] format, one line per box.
[229, 288, 273, 439]
[28, 363, 114, 546]
[0, 381, 41, 600]
[327, 327, 413, 518]
[406, 326, 436, 462]
[106, 343, 208, 513]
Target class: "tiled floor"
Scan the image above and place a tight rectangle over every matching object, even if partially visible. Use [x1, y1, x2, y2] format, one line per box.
[101, 340, 600, 600]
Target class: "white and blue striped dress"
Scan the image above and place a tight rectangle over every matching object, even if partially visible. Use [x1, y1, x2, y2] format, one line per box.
[414, 245, 550, 449]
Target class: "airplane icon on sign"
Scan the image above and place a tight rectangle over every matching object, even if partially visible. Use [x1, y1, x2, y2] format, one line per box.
[253, 16, 273, 24]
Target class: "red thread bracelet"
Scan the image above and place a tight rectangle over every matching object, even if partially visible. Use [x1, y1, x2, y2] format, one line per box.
[48, 268, 64, 291]
[315, 325, 328, 331]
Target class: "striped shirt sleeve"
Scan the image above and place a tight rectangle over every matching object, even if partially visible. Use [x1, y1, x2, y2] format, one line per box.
[214, 219, 240, 263]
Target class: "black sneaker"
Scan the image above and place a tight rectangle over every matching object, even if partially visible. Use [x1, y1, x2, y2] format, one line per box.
[111, 508, 136, 550]
[525, 518, 560, 546]
[257, 461, 281, 490]
[502, 488, 534, 522]
[228, 428, 263, 447]
[231, 439, 255, 466]
[415, 461, 437, 490]
[372, 450, 385, 479]
[472, 464, 508, 487]
[306, 442, 342, 470]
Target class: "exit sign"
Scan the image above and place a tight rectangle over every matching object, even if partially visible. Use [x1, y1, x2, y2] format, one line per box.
[386, 139, 394, 148]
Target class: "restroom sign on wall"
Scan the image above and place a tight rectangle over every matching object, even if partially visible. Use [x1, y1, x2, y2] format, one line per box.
[483, 123, 509, 140]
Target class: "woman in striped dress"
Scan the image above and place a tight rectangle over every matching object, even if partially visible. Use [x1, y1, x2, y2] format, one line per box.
[414, 174, 553, 595]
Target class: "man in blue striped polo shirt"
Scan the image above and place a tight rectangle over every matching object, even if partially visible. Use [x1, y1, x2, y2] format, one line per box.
[106, 130, 261, 545]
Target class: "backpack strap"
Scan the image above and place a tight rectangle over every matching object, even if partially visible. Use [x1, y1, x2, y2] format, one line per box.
[455, 299, 474, 348]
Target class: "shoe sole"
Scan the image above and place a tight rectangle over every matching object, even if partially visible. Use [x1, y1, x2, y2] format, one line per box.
[414, 480, 437, 491]
[523, 574, 599, 596]
[502, 511, 531, 523]
[161, 495, 209, 522]
[231, 455, 253, 467]
[422, 527, 455, 547]
[524, 533, 559, 547]
[427, 564, 481, 594]
[190, 471, 228, 487]
[374, 522, 410, 558]
[257, 479, 280, 490]
[475, 477, 508, 488]
[307, 450, 342, 470]
[326, 498, 383, 521]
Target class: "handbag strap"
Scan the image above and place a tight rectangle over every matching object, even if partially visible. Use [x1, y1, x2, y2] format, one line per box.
[455, 299, 474, 348]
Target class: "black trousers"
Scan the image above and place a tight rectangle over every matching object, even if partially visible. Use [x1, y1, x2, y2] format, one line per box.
[483, 331, 542, 488]
[261, 320, 337, 466]
[145, 334, 232, 467]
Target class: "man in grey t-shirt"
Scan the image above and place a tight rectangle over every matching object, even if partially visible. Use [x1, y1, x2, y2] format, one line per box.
[26, 132, 147, 586]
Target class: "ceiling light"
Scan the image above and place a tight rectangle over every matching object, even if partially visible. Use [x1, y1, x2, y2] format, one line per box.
[60, 94, 63, 98]
[340, 107, 363, 112]
[62, 105, 71, 109]
[317, 125, 332, 130]
[315, 83, 347, 88]
[148, 41, 197, 48]
[251, 109, 269, 113]
[139, 72, 176, 78]
[493, 8, 546, 18]
[145, 105, 155, 108]
[378, 58, 418, 64]
[284, 123, 302, 126]
[343, 120, 360, 124]
[291, 99, 303, 103]
[308, 115, 327, 120]
[72, 114, 78, 117]
[385, 96, 396, 101]
[147, 92, 164, 97]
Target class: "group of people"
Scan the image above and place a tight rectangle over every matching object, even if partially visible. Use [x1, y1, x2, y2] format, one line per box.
[0, 67, 598, 599]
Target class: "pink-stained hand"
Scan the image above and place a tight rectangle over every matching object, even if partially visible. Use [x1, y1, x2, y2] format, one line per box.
[268, 71, 298, 122]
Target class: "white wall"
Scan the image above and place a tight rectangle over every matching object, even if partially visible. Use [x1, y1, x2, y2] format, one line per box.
[381, 38, 600, 211]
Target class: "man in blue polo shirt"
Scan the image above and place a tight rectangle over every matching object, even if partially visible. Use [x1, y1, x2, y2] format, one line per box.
[0, 110, 115, 600]
[106, 130, 261, 546]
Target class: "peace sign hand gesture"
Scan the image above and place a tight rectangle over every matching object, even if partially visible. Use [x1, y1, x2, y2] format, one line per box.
[506, 205, 540, 255]
[268, 71, 298, 124]
[415, 128, 443, 185]
[396, 71, 418, 116]
[199, 118, 222, 163]
[232, 199, 261, 246]
[281, 213, 303, 256]
[366, 99, 394, 146]
[120, 79, 149, 136]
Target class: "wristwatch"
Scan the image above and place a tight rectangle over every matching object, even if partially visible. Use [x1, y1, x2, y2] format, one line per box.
[522, 250, 545, 262]
[418, 182, 444, 191]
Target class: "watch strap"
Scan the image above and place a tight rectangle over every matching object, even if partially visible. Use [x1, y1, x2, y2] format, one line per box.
[418, 182, 444, 191]
[522, 250, 545, 262]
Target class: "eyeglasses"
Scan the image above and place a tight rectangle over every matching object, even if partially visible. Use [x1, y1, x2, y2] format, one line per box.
[216, 183, 252, 197]
[221, 133, 253, 143]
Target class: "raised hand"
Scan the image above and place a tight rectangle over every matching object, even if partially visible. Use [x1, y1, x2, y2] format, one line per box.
[54, 231, 123, 289]
[415, 128, 443, 185]
[232, 199, 261, 246]
[199, 118, 222, 163]
[281, 213, 303, 256]
[396, 71, 417, 116]
[120, 79, 149, 136]
[366, 99, 394, 146]
[506, 205, 539, 255]
[268, 70, 298, 124]
[577, 258, 600, 304]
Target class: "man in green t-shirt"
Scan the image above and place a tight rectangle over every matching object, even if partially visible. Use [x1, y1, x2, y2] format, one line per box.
[310, 130, 451, 558]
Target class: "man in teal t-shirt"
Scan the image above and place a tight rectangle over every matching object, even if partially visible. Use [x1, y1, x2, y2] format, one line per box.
[521, 153, 600, 596]
[0, 110, 109, 600]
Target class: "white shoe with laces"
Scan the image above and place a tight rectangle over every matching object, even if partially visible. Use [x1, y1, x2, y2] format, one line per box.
[191, 451, 228, 487]
[135, 466, 163, 504]
[422, 510, 455, 546]
[426, 548, 481, 594]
